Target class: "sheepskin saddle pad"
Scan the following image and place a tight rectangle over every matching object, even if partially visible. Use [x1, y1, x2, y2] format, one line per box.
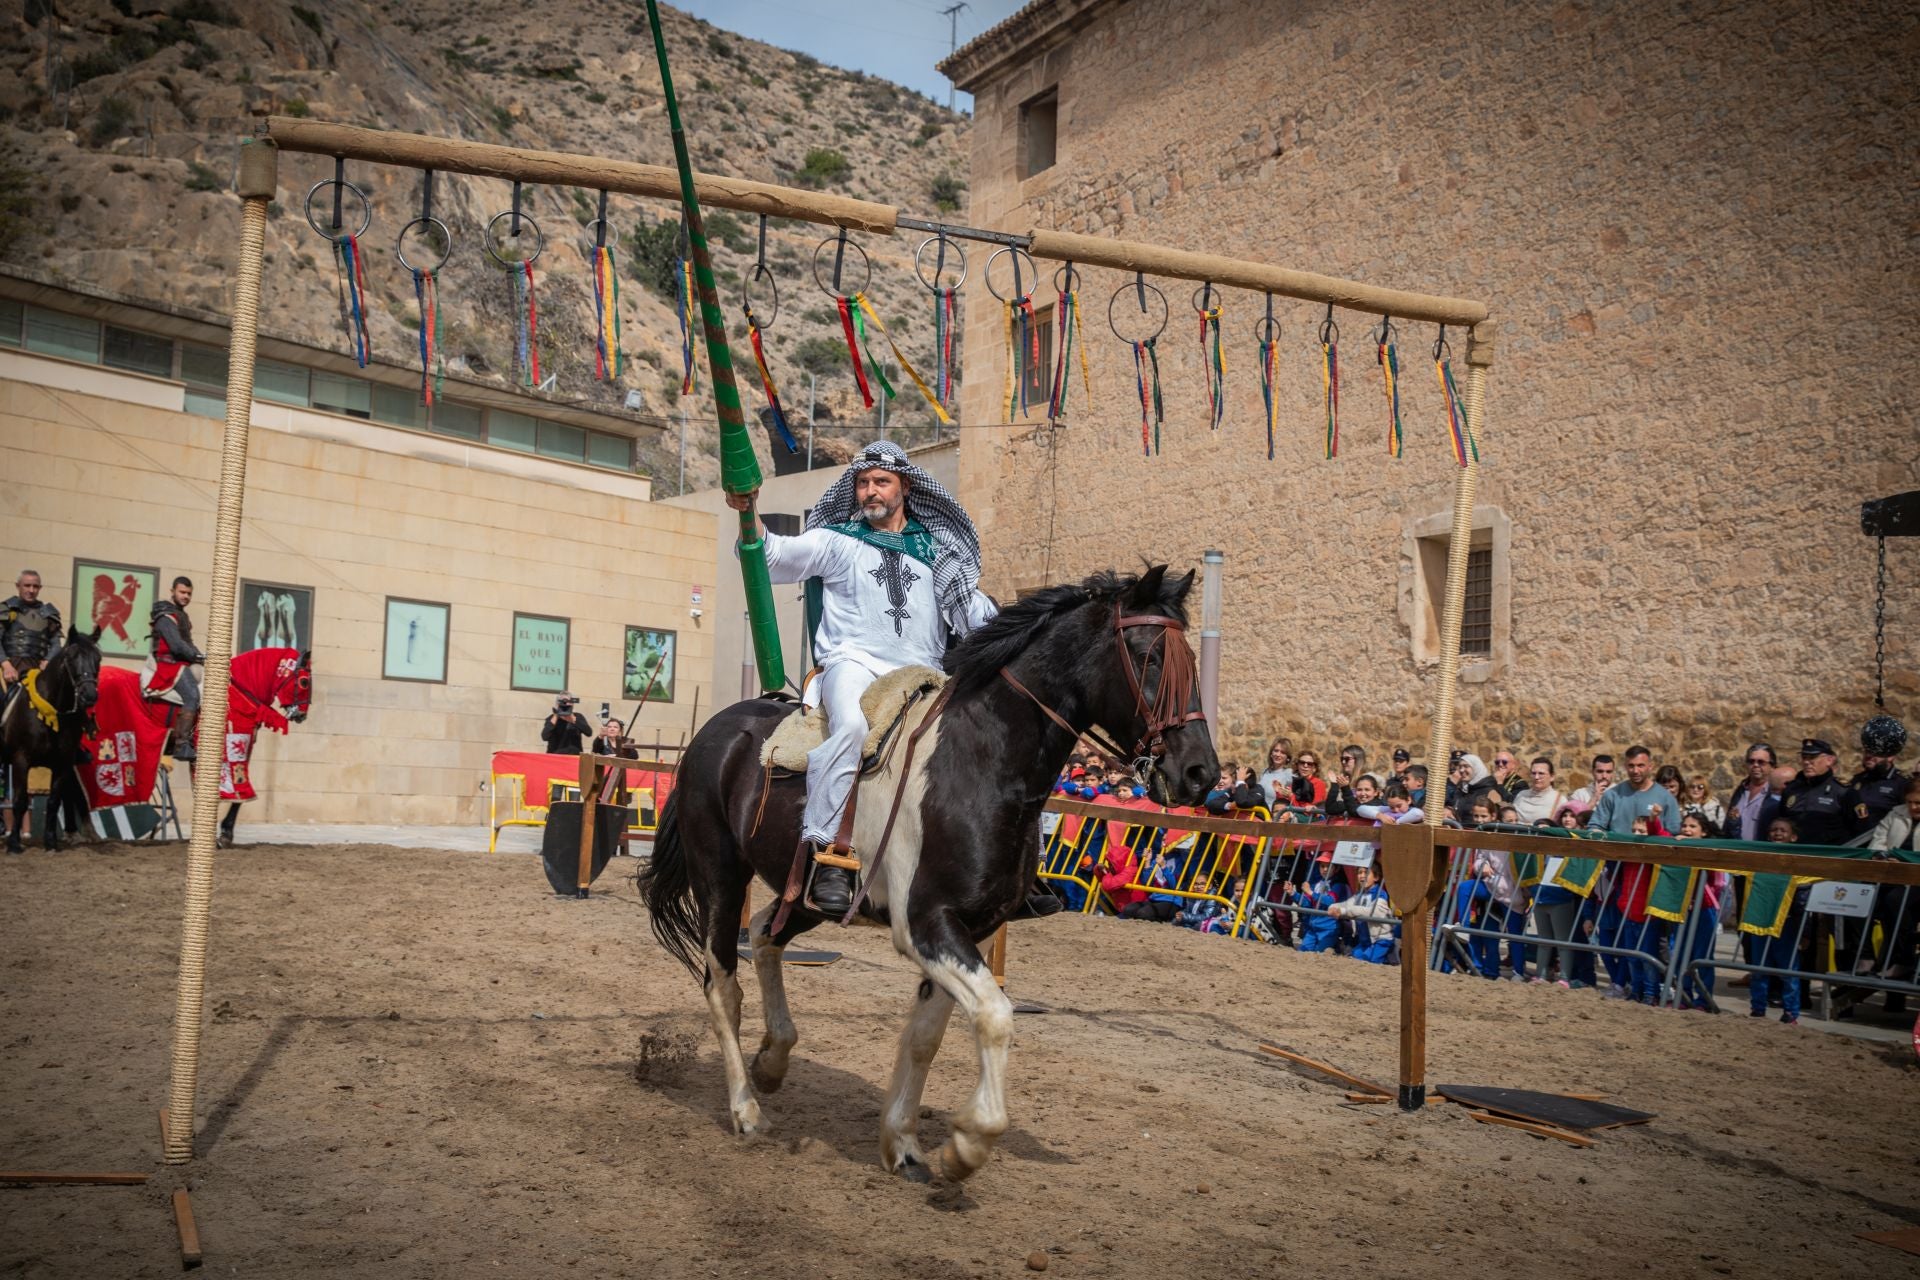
[760, 664, 946, 774]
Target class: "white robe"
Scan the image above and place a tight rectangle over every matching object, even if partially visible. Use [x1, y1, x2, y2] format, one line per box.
[762, 526, 995, 845]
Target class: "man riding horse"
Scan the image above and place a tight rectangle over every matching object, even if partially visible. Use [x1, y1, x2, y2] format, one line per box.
[143, 576, 204, 762]
[727, 441, 1010, 916]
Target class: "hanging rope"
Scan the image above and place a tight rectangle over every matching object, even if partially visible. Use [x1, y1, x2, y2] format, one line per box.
[1256, 298, 1279, 462]
[854, 292, 950, 423]
[1434, 325, 1478, 468]
[397, 171, 447, 407]
[1132, 336, 1164, 457]
[510, 259, 541, 388]
[936, 284, 958, 409]
[1197, 284, 1225, 431]
[332, 230, 371, 368]
[589, 191, 624, 382]
[986, 247, 1040, 422]
[1377, 315, 1403, 458]
[742, 215, 797, 454]
[1319, 304, 1341, 459]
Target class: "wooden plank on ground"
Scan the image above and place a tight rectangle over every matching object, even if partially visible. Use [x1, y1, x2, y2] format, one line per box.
[172, 1188, 203, 1268]
[1255, 1043, 1390, 1096]
[1468, 1111, 1594, 1148]
[0, 1172, 150, 1185]
[1859, 1229, 1920, 1258]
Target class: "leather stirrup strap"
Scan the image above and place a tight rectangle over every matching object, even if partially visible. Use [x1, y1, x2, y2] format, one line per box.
[840, 682, 955, 925]
[770, 837, 810, 936]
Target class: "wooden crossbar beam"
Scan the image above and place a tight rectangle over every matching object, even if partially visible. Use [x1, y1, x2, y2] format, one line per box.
[258, 117, 1490, 324]
[0, 1171, 149, 1185]
[1255, 1043, 1390, 1096]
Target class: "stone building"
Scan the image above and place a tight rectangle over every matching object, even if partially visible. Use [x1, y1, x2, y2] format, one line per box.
[0, 269, 713, 825]
[940, 0, 1917, 791]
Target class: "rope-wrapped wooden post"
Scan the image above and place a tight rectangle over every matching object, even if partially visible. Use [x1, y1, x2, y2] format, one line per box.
[163, 137, 277, 1165]
[1404, 320, 1496, 1112]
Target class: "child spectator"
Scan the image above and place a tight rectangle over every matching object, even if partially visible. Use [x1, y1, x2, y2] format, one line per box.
[1258, 738, 1295, 808]
[1358, 782, 1426, 825]
[1324, 772, 1382, 818]
[1604, 812, 1669, 1003]
[1288, 853, 1350, 952]
[1675, 812, 1730, 1010]
[1330, 861, 1399, 963]
[1749, 815, 1806, 1025]
[1533, 846, 1584, 988]
[1118, 846, 1184, 923]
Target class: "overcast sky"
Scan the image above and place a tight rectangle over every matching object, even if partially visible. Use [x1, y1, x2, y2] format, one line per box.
[677, 0, 1030, 113]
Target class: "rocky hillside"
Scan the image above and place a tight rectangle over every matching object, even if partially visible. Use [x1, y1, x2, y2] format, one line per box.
[0, 0, 971, 488]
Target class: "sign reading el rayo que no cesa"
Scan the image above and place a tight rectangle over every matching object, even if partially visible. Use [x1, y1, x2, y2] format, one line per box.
[510, 612, 571, 693]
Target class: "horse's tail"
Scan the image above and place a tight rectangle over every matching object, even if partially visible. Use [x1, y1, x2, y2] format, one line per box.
[638, 791, 706, 977]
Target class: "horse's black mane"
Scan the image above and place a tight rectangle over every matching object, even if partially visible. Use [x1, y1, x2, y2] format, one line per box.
[944, 569, 1183, 692]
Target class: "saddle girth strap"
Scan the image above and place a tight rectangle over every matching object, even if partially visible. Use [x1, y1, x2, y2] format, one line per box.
[840, 682, 956, 926]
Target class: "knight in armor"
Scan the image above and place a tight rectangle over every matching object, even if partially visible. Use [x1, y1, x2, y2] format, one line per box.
[146, 576, 205, 763]
[727, 442, 999, 915]
[0, 568, 64, 692]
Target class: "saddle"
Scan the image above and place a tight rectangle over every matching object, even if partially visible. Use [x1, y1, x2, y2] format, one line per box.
[759, 664, 945, 776]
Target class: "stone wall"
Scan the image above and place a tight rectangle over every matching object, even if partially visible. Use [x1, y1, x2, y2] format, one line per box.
[1, 356, 714, 825]
[949, 0, 1918, 794]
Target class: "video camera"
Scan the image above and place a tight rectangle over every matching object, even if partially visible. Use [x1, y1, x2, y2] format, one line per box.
[553, 694, 579, 714]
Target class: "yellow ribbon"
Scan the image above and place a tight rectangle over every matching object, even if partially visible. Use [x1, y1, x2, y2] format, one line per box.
[853, 293, 951, 424]
[23, 668, 58, 731]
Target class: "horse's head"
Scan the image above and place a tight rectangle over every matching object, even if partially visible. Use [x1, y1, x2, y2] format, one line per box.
[57, 625, 104, 716]
[947, 565, 1219, 807]
[276, 649, 313, 722]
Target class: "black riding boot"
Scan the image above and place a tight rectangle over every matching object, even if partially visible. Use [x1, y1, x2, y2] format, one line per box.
[172, 709, 198, 763]
[808, 858, 855, 916]
[1016, 877, 1066, 919]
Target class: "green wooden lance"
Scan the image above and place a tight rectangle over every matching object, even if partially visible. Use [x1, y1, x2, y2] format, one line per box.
[645, 0, 785, 694]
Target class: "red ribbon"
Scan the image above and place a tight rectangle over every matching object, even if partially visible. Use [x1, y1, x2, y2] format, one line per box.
[837, 296, 873, 408]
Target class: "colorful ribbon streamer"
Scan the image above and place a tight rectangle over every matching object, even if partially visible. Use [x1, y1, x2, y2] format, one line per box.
[853, 293, 951, 424]
[743, 302, 799, 453]
[1132, 336, 1164, 457]
[934, 287, 958, 410]
[510, 259, 541, 388]
[410, 268, 442, 406]
[1379, 330, 1403, 458]
[1257, 333, 1278, 461]
[591, 244, 625, 381]
[1200, 301, 1225, 430]
[1321, 332, 1341, 459]
[1002, 297, 1039, 421]
[1047, 286, 1092, 420]
[332, 233, 371, 368]
[1437, 353, 1479, 467]
[675, 256, 698, 395]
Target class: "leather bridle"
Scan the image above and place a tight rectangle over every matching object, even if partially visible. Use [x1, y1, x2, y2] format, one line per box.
[1000, 601, 1207, 766]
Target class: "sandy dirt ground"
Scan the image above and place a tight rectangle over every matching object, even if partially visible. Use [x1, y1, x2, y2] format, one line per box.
[3, 840, 1918, 1279]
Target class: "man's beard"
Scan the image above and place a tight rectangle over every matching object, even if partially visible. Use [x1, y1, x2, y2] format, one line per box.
[861, 495, 902, 524]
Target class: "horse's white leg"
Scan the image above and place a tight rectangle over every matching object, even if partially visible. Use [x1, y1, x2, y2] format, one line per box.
[746, 902, 798, 1093]
[880, 977, 956, 1180]
[920, 953, 1014, 1182]
[701, 945, 767, 1136]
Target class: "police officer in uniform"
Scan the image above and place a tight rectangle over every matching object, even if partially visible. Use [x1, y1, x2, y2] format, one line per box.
[1780, 738, 1868, 846]
[149, 576, 205, 762]
[0, 568, 64, 695]
[1850, 715, 1911, 828]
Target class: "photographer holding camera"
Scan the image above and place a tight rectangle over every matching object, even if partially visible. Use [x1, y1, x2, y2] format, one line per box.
[541, 694, 592, 755]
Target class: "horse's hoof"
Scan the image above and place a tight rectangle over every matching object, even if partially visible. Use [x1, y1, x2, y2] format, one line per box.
[894, 1155, 933, 1184]
[748, 1053, 786, 1094]
[733, 1102, 771, 1137]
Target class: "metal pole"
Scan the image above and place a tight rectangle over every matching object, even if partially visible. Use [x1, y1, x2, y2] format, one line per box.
[678, 401, 687, 495]
[941, 2, 968, 114]
[806, 372, 815, 470]
[740, 611, 755, 701]
[1198, 549, 1222, 734]
[164, 137, 278, 1165]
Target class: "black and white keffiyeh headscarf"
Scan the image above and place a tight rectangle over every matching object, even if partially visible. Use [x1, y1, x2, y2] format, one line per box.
[805, 441, 983, 620]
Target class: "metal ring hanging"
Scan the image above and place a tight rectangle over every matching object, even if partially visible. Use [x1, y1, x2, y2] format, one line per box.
[1107, 279, 1168, 343]
[1374, 314, 1397, 346]
[483, 209, 545, 266]
[395, 216, 453, 274]
[912, 235, 968, 292]
[742, 261, 780, 328]
[1253, 314, 1281, 345]
[1433, 324, 1452, 361]
[304, 178, 372, 240]
[582, 217, 616, 249]
[1318, 303, 1340, 345]
[1191, 282, 1219, 315]
[982, 246, 1038, 303]
[810, 231, 871, 299]
[1053, 262, 1082, 295]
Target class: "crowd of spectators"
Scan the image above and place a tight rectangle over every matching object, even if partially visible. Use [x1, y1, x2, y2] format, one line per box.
[1046, 717, 1919, 1022]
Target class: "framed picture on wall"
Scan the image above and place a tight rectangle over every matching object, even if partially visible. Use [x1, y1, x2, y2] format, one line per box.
[383, 597, 449, 684]
[71, 559, 159, 659]
[238, 580, 314, 654]
[623, 626, 676, 704]
[510, 612, 571, 693]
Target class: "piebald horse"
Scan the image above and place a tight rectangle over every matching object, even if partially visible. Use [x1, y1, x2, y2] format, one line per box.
[641, 567, 1217, 1182]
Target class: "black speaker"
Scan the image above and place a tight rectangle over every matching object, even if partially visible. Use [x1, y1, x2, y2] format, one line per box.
[539, 801, 635, 896]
